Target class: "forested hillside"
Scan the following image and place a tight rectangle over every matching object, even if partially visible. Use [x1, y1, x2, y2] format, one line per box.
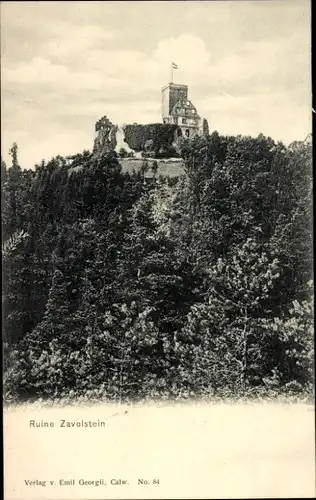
[2, 132, 313, 403]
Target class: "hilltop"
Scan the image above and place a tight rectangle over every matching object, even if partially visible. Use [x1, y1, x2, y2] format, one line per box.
[2, 132, 313, 404]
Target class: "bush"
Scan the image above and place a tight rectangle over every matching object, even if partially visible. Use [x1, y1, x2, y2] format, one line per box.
[118, 148, 128, 158]
[124, 123, 180, 157]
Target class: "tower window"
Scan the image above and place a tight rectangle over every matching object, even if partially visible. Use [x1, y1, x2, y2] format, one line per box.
[182, 118, 187, 124]
[185, 129, 190, 138]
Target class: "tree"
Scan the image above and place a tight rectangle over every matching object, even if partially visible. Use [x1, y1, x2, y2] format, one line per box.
[140, 158, 149, 180]
[173, 238, 282, 396]
[9, 142, 19, 168]
[3, 131, 313, 403]
[119, 147, 128, 158]
[151, 160, 159, 179]
[2, 144, 26, 238]
[202, 118, 209, 136]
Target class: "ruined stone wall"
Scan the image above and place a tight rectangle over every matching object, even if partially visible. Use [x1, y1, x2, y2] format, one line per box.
[93, 115, 209, 158]
[93, 116, 117, 155]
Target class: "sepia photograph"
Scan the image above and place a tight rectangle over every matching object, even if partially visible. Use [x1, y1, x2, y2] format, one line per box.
[2, 0, 314, 498]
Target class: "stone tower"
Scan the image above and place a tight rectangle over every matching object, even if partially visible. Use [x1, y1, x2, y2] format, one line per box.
[161, 82, 202, 138]
[93, 115, 117, 155]
[162, 83, 188, 118]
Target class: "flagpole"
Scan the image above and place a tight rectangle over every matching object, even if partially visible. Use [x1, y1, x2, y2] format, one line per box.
[170, 62, 173, 83]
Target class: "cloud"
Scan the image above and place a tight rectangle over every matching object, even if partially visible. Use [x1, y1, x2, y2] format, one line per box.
[2, 56, 134, 94]
[9, 130, 93, 168]
[3, 27, 309, 100]
[198, 89, 311, 143]
[43, 23, 116, 60]
[154, 34, 210, 67]
[2, 57, 69, 85]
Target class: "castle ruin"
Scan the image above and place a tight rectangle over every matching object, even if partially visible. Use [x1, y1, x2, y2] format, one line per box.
[93, 80, 208, 156]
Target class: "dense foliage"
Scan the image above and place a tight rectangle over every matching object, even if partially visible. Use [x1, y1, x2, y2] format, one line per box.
[2, 133, 313, 403]
[124, 123, 180, 157]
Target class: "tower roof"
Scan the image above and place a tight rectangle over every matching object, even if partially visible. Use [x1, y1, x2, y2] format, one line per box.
[171, 98, 200, 118]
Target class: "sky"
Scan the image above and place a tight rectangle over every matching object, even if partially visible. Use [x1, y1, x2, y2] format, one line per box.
[1, 0, 312, 169]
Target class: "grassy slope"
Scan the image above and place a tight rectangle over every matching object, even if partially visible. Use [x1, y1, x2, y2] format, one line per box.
[119, 158, 185, 178]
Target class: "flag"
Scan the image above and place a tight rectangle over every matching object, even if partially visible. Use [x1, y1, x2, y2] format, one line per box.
[172, 62, 178, 69]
